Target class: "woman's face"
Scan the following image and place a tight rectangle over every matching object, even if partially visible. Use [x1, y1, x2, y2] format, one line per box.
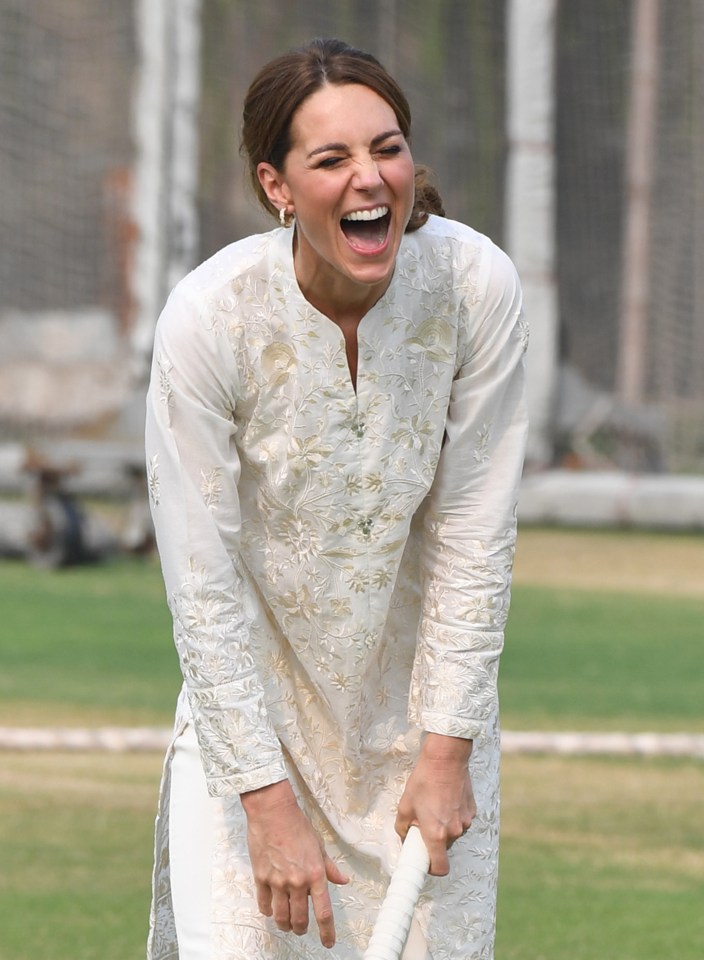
[258, 83, 416, 311]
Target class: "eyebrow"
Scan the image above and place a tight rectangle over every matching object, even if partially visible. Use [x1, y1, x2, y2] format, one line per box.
[306, 128, 403, 159]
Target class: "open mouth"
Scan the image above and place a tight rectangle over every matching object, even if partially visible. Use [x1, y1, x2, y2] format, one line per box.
[340, 205, 391, 253]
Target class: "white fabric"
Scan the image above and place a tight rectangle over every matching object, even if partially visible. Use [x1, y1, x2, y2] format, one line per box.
[146, 215, 529, 960]
[169, 722, 215, 960]
[168, 722, 431, 960]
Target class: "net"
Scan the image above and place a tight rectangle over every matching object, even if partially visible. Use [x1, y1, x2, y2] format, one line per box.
[1, 0, 702, 474]
[0, 0, 137, 438]
[555, 0, 704, 472]
[197, 0, 507, 256]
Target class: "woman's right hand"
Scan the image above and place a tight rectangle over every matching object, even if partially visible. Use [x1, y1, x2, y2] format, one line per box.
[240, 779, 349, 948]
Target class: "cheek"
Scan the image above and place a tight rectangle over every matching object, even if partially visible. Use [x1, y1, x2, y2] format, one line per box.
[397, 164, 417, 218]
[294, 179, 340, 223]
[396, 158, 416, 199]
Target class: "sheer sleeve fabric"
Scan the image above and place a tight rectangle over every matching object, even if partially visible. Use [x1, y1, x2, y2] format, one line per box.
[145, 285, 287, 796]
[410, 240, 529, 742]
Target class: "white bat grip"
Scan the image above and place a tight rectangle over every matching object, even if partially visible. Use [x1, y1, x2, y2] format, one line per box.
[363, 826, 430, 960]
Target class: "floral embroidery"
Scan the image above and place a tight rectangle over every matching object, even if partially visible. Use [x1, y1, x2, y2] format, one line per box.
[147, 455, 160, 507]
[517, 316, 530, 350]
[200, 467, 223, 509]
[157, 354, 173, 407]
[145, 217, 528, 960]
[473, 423, 492, 463]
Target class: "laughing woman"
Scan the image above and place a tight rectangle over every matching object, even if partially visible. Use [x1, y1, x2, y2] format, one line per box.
[145, 37, 528, 960]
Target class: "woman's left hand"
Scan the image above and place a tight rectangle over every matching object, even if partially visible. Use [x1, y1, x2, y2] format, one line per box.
[395, 732, 476, 876]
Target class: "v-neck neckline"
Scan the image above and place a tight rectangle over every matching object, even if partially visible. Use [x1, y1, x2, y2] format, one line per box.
[276, 226, 396, 395]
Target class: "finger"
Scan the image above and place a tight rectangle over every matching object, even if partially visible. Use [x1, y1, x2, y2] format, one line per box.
[310, 882, 336, 948]
[288, 888, 310, 937]
[271, 889, 292, 932]
[394, 804, 414, 839]
[448, 815, 474, 847]
[427, 840, 450, 877]
[324, 854, 349, 886]
[255, 880, 273, 918]
[394, 811, 415, 843]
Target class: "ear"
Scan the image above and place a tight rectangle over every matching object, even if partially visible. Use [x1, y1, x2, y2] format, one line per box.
[257, 162, 292, 211]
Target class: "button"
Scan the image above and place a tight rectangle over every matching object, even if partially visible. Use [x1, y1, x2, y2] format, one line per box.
[351, 415, 366, 438]
[358, 517, 373, 537]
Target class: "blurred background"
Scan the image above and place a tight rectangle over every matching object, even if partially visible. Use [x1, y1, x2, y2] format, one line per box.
[1, 0, 703, 528]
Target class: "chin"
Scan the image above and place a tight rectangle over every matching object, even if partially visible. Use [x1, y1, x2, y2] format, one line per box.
[339, 231, 403, 282]
[344, 258, 396, 290]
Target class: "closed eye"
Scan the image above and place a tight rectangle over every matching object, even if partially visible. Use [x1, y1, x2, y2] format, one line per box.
[317, 156, 345, 169]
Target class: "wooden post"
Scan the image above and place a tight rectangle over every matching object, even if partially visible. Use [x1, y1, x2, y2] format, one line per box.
[505, 0, 559, 466]
[616, 0, 661, 407]
[130, 0, 202, 378]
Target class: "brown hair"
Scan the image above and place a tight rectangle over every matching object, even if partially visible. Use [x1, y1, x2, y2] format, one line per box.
[241, 38, 444, 232]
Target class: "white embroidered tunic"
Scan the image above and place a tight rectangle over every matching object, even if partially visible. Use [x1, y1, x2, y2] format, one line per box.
[145, 215, 528, 960]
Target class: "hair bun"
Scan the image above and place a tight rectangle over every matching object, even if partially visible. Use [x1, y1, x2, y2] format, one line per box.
[407, 164, 445, 233]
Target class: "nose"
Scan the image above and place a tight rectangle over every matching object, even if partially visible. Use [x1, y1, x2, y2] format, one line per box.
[352, 156, 383, 191]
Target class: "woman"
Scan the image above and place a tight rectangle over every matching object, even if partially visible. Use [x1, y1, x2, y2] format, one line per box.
[146, 37, 528, 960]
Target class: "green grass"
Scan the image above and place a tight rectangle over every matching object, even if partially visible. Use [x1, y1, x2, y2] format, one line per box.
[0, 558, 180, 725]
[1, 751, 702, 960]
[501, 585, 704, 732]
[0, 751, 159, 960]
[496, 754, 704, 959]
[2, 546, 702, 732]
[1, 533, 703, 958]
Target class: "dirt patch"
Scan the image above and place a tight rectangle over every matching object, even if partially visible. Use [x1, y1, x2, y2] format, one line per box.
[513, 527, 704, 598]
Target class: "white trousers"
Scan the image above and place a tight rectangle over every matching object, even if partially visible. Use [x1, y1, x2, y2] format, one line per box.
[169, 722, 216, 959]
[169, 723, 431, 960]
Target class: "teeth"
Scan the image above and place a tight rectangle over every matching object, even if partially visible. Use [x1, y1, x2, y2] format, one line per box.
[342, 206, 389, 222]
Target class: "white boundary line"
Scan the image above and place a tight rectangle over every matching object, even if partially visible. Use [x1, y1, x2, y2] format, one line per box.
[501, 730, 704, 759]
[0, 727, 172, 752]
[0, 727, 703, 758]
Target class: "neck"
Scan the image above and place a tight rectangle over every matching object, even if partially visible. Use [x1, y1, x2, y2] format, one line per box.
[292, 236, 390, 325]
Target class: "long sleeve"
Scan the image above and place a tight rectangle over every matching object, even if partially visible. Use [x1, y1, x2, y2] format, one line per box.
[145, 283, 287, 796]
[409, 240, 529, 742]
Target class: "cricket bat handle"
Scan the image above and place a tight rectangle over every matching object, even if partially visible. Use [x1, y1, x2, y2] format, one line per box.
[363, 826, 430, 960]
